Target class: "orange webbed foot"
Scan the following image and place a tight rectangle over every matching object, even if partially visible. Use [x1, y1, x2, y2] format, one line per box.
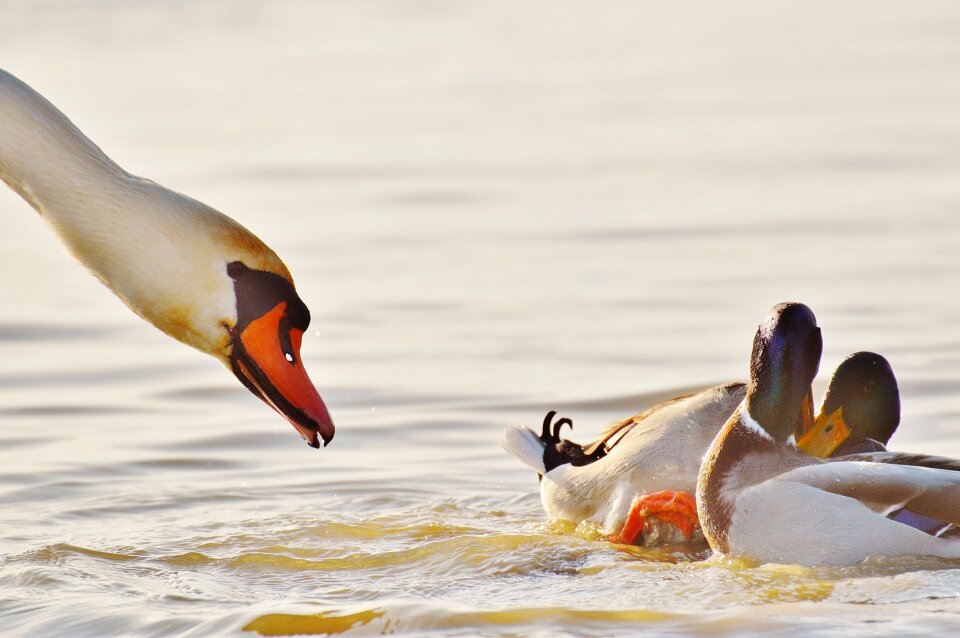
[611, 490, 699, 545]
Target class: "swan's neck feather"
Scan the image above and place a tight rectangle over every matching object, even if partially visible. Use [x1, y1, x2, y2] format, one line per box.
[0, 69, 291, 356]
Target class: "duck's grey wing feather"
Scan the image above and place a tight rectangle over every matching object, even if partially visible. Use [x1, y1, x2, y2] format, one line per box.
[836, 451, 960, 473]
[776, 460, 960, 524]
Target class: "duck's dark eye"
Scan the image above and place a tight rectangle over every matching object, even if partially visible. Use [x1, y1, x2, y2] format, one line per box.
[824, 424, 833, 433]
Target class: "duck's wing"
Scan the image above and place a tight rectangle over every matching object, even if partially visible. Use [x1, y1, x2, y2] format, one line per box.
[836, 451, 960, 473]
[776, 458, 960, 525]
[581, 394, 695, 456]
[583, 382, 746, 456]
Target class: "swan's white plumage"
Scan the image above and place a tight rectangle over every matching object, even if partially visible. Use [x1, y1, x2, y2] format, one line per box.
[0, 69, 289, 358]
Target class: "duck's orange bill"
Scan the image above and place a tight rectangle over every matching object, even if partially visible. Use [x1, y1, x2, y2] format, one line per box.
[797, 407, 849, 458]
[233, 302, 335, 448]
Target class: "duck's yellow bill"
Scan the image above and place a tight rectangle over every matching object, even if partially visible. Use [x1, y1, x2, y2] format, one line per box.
[797, 407, 850, 458]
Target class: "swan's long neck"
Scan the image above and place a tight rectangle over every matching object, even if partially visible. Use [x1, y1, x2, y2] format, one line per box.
[0, 70, 128, 215]
[0, 70, 288, 357]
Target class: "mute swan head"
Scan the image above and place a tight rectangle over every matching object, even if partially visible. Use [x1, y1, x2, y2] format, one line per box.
[0, 69, 334, 448]
[222, 259, 335, 449]
[91, 188, 338, 449]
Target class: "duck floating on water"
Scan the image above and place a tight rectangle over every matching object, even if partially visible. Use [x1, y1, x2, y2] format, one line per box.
[504, 340, 952, 548]
[0, 69, 334, 448]
[798, 350, 956, 538]
[502, 384, 746, 546]
[697, 303, 960, 566]
[797, 351, 900, 457]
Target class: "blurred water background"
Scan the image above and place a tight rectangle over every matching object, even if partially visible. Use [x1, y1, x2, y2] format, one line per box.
[1, 1, 960, 636]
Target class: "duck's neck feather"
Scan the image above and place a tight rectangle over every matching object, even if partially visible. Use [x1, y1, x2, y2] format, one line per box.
[735, 407, 773, 442]
[698, 405, 780, 553]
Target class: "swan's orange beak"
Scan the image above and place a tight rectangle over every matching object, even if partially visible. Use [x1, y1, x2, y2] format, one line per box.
[230, 301, 335, 448]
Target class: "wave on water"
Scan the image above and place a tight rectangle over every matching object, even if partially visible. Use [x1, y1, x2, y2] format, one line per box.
[4, 505, 960, 637]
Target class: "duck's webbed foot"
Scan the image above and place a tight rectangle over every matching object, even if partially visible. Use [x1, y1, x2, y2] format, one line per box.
[611, 490, 699, 546]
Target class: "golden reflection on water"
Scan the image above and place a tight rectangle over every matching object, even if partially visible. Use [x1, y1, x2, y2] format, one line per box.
[243, 609, 384, 637]
[7, 507, 960, 635]
[244, 607, 686, 637]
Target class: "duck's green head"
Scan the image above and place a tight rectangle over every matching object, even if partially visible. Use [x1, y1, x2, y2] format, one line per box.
[746, 302, 823, 442]
[798, 351, 900, 457]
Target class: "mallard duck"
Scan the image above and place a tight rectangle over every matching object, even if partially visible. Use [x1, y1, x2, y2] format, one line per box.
[797, 351, 900, 457]
[697, 303, 960, 566]
[0, 69, 334, 447]
[798, 351, 955, 537]
[502, 384, 746, 545]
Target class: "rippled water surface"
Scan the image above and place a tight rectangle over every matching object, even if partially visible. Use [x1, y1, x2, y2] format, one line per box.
[2, 1, 960, 636]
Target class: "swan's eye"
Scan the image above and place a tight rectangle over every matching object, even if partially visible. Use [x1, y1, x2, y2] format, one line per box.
[276, 316, 298, 366]
[278, 329, 297, 365]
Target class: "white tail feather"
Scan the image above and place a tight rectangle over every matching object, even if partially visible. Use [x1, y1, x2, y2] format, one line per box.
[501, 426, 547, 474]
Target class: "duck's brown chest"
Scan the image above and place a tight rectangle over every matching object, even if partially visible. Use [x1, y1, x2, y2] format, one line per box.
[697, 420, 781, 554]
